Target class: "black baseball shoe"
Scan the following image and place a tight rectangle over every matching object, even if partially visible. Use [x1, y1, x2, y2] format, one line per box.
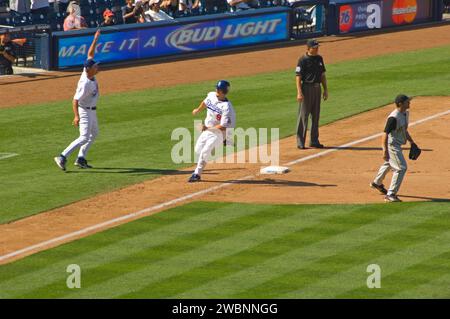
[54, 155, 67, 171]
[188, 173, 201, 183]
[384, 194, 402, 203]
[309, 142, 324, 148]
[370, 182, 388, 195]
[74, 157, 93, 169]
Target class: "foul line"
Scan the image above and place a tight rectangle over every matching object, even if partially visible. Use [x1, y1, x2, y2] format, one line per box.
[0, 153, 19, 161]
[0, 109, 449, 263]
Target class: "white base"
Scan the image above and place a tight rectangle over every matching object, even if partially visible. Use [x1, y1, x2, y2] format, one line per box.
[260, 166, 290, 175]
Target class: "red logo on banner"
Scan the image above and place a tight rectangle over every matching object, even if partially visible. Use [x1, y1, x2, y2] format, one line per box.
[339, 5, 354, 33]
[392, 0, 417, 25]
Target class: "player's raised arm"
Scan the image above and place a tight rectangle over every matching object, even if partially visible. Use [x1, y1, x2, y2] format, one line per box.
[87, 30, 101, 60]
[192, 101, 206, 115]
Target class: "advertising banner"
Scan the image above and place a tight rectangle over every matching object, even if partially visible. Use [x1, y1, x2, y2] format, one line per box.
[55, 10, 289, 68]
[338, 0, 433, 34]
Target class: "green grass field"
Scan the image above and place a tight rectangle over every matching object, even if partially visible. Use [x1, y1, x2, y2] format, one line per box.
[0, 201, 449, 298]
[1, 45, 450, 223]
[1, 44, 450, 299]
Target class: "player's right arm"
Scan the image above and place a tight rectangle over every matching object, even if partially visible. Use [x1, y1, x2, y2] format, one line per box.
[192, 101, 206, 115]
[296, 75, 303, 102]
[87, 30, 101, 60]
[72, 99, 80, 127]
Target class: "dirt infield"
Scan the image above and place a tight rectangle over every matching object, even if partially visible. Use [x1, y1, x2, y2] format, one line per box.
[1, 25, 450, 265]
[2, 24, 450, 109]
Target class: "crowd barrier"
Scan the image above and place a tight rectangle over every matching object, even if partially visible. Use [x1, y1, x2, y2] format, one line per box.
[1, 1, 444, 71]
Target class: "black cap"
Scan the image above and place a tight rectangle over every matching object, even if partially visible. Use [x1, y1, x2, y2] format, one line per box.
[306, 39, 319, 48]
[395, 94, 411, 106]
[84, 58, 99, 69]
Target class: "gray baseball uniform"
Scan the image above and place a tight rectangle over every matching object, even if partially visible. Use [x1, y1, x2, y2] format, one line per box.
[374, 109, 409, 196]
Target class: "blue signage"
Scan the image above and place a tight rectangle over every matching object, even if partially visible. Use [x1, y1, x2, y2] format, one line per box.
[56, 11, 289, 68]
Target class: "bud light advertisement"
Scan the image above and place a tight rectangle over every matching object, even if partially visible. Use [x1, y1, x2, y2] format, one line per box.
[54, 9, 289, 68]
[338, 0, 433, 34]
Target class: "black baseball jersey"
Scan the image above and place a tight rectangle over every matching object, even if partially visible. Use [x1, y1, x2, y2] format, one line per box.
[0, 40, 16, 69]
[295, 54, 326, 84]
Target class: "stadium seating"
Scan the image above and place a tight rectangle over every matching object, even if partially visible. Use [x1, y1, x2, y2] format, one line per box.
[0, 0, 287, 31]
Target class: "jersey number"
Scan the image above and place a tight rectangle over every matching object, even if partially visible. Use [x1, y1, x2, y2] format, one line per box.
[216, 114, 222, 121]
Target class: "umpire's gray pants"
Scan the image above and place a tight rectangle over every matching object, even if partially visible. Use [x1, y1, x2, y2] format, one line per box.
[374, 144, 408, 196]
[296, 83, 321, 147]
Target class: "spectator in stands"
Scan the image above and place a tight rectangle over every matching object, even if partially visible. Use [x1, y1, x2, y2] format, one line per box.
[30, 0, 50, 17]
[100, 9, 116, 26]
[0, 32, 17, 75]
[63, 4, 87, 31]
[132, 0, 149, 23]
[160, 0, 177, 16]
[227, 0, 259, 11]
[144, 0, 173, 21]
[122, 0, 140, 24]
[57, 0, 70, 14]
[178, 0, 200, 15]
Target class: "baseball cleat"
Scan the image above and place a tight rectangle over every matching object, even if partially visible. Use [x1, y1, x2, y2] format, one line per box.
[309, 142, 324, 148]
[370, 182, 388, 195]
[74, 157, 93, 169]
[188, 174, 201, 183]
[384, 194, 402, 202]
[54, 155, 67, 171]
[297, 144, 306, 150]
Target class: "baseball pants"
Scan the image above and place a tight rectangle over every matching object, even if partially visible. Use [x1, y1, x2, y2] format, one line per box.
[194, 130, 223, 176]
[373, 144, 407, 196]
[296, 83, 321, 147]
[62, 107, 99, 159]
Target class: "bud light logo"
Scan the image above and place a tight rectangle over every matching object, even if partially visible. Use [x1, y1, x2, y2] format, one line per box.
[165, 24, 221, 51]
[165, 18, 283, 51]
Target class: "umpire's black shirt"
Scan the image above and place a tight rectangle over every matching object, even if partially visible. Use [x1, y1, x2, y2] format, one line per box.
[0, 40, 16, 72]
[295, 54, 326, 84]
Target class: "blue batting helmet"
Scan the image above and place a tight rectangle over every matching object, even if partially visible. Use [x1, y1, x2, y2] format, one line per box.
[216, 80, 230, 93]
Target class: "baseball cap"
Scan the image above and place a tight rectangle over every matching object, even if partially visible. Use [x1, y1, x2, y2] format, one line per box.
[395, 94, 412, 105]
[149, 0, 160, 5]
[84, 58, 99, 69]
[103, 9, 114, 18]
[306, 39, 320, 48]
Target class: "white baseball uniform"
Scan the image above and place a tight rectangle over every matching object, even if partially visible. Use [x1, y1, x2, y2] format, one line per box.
[61, 68, 99, 159]
[194, 92, 236, 176]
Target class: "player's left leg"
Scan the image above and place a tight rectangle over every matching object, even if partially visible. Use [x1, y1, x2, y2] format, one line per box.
[372, 161, 391, 194]
[385, 146, 407, 202]
[190, 131, 222, 182]
[76, 110, 99, 168]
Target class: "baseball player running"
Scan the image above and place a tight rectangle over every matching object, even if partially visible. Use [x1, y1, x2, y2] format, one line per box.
[189, 80, 236, 183]
[54, 30, 101, 171]
[370, 94, 416, 202]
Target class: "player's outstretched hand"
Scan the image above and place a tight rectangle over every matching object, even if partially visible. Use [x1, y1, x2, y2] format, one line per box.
[192, 108, 199, 115]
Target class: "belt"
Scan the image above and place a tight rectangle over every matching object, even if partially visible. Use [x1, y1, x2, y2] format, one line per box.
[81, 106, 97, 110]
[302, 82, 321, 87]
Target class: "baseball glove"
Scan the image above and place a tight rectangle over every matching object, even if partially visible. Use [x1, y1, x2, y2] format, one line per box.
[409, 143, 421, 160]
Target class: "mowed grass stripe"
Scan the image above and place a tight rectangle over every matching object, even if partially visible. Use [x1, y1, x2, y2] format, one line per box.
[2, 45, 450, 223]
[58, 205, 362, 298]
[0, 202, 264, 298]
[173, 203, 444, 298]
[283, 229, 450, 298]
[393, 271, 450, 298]
[235, 208, 450, 298]
[125, 205, 395, 298]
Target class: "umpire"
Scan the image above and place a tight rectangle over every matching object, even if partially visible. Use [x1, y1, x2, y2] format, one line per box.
[295, 39, 328, 149]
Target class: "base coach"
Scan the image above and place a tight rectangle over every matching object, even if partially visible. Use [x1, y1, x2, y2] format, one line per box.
[295, 39, 328, 149]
